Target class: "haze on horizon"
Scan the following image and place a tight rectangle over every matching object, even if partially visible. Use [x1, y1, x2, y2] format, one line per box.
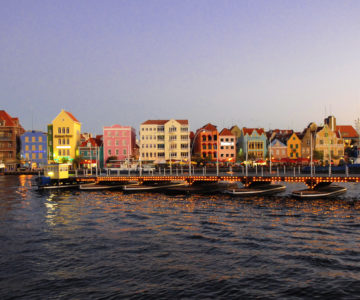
[1, 0, 360, 134]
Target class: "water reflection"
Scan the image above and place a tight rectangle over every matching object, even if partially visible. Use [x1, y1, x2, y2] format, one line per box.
[1, 176, 360, 299]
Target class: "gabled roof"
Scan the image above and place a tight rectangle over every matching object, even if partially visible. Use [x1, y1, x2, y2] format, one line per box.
[64, 110, 80, 123]
[271, 139, 287, 147]
[0, 110, 16, 126]
[80, 137, 102, 147]
[336, 125, 358, 138]
[141, 119, 188, 125]
[200, 123, 217, 131]
[219, 128, 233, 136]
[242, 127, 265, 136]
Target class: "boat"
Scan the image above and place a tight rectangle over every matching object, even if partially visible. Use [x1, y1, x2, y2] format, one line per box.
[123, 181, 187, 192]
[164, 182, 229, 195]
[223, 182, 286, 196]
[38, 183, 82, 190]
[79, 183, 125, 191]
[292, 183, 346, 199]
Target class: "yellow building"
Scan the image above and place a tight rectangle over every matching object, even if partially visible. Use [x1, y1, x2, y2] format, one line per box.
[49, 110, 81, 163]
[140, 119, 189, 162]
[287, 132, 302, 159]
[314, 124, 344, 164]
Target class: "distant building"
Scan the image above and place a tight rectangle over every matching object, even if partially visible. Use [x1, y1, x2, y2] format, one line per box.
[301, 122, 317, 159]
[79, 135, 103, 169]
[103, 125, 136, 166]
[47, 110, 81, 164]
[140, 119, 189, 162]
[0, 110, 25, 170]
[239, 128, 267, 159]
[287, 132, 302, 159]
[270, 139, 287, 160]
[219, 128, 236, 162]
[21, 131, 47, 168]
[193, 123, 219, 161]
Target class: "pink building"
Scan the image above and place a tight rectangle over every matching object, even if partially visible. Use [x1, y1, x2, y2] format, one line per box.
[219, 128, 236, 163]
[103, 125, 136, 166]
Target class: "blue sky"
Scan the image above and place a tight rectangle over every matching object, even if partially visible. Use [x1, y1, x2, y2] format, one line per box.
[1, 0, 360, 134]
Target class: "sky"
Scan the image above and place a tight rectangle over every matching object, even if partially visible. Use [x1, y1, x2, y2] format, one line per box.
[1, 0, 360, 134]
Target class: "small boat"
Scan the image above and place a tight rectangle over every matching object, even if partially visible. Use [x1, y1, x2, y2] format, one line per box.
[292, 183, 346, 199]
[123, 181, 187, 192]
[79, 183, 125, 191]
[38, 183, 82, 190]
[224, 182, 286, 196]
[164, 182, 228, 195]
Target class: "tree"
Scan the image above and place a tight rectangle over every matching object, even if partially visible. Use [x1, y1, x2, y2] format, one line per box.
[313, 150, 323, 161]
[72, 155, 83, 169]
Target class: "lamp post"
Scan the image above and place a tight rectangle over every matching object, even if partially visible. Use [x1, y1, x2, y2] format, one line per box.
[216, 132, 219, 176]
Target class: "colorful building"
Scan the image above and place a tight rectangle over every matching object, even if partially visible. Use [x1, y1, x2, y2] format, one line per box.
[103, 125, 136, 166]
[287, 132, 302, 159]
[301, 122, 317, 159]
[219, 128, 236, 162]
[193, 123, 219, 161]
[140, 119, 189, 162]
[239, 128, 267, 160]
[270, 139, 287, 160]
[79, 135, 103, 169]
[48, 109, 81, 164]
[0, 110, 25, 170]
[21, 131, 47, 168]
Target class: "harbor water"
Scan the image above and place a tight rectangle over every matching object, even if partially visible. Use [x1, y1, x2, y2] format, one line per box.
[1, 175, 360, 299]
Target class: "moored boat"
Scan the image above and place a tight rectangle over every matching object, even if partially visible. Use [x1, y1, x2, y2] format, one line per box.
[224, 182, 286, 196]
[79, 183, 125, 190]
[292, 183, 346, 199]
[123, 181, 187, 192]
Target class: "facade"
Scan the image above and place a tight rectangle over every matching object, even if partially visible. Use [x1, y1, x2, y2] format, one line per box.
[239, 128, 267, 159]
[193, 123, 219, 161]
[48, 110, 81, 163]
[301, 123, 317, 159]
[219, 128, 236, 162]
[230, 125, 242, 157]
[103, 125, 136, 165]
[140, 119, 189, 162]
[21, 131, 47, 168]
[0, 110, 25, 170]
[314, 124, 344, 164]
[79, 135, 103, 169]
[336, 125, 358, 147]
[270, 139, 287, 160]
[287, 132, 302, 159]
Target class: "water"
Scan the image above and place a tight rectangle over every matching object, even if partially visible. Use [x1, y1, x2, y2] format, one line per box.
[1, 175, 360, 299]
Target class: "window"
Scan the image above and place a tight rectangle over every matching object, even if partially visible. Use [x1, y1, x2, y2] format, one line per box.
[39, 145, 42, 151]
[62, 128, 65, 134]
[116, 149, 119, 155]
[123, 149, 127, 155]
[32, 145, 36, 151]
[67, 149, 70, 156]
[108, 140, 112, 146]
[58, 128, 61, 134]
[108, 149, 112, 155]
[25, 137, 29, 142]
[32, 153, 36, 159]
[59, 149, 62, 155]
[115, 140, 119, 146]
[62, 139, 65, 145]
[32, 137, 36, 142]
[38, 136, 42, 142]
[66, 128, 69, 134]
[25, 145, 29, 151]
[67, 139, 69, 145]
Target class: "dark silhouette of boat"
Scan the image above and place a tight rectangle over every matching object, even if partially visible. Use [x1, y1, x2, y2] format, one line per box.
[223, 182, 286, 196]
[292, 182, 346, 199]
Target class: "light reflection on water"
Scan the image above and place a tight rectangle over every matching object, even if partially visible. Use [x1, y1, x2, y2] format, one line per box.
[1, 176, 360, 299]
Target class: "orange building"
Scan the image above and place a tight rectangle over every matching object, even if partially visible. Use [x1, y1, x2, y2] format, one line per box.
[193, 123, 219, 160]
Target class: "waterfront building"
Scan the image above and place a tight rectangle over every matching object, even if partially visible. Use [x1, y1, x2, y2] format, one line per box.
[301, 123, 317, 159]
[0, 110, 25, 170]
[230, 125, 242, 158]
[193, 123, 219, 161]
[314, 124, 344, 164]
[336, 125, 358, 147]
[140, 119, 189, 162]
[103, 125, 136, 166]
[21, 131, 47, 168]
[47, 110, 81, 164]
[270, 138, 287, 160]
[79, 135, 103, 169]
[239, 128, 267, 160]
[287, 132, 302, 159]
[219, 128, 236, 163]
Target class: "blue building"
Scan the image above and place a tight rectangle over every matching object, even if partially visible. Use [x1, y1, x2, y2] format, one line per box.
[21, 131, 48, 168]
[238, 128, 268, 160]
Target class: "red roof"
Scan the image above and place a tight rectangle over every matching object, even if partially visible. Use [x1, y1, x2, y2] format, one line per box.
[336, 125, 358, 138]
[80, 137, 101, 147]
[0, 110, 16, 126]
[219, 128, 233, 136]
[242, 127, 265, 136]
[65, 111, 80, 123]
[200, 123, 217, 132]
[142, 120, 188, 125]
